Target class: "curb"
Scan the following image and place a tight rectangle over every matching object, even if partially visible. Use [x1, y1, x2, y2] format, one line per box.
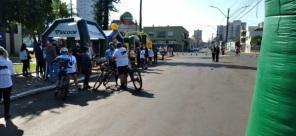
[10, 74, 99, 101]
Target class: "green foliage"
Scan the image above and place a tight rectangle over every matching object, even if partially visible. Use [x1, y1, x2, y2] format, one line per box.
[250, 36, 262, 46]
[94, 0, 120, 30]
[51, 0, 71, 19]
[0, 0, 70, 37]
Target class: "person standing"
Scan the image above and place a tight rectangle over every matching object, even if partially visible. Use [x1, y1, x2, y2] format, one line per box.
[148, 48, 154, 66]
[80, 47, 92, 90]
[210, 45, 215, 62]
[19, 43, 30, 76]
[34, 42, 45, 78]
[45, 41, 57, 81]
[140, 47, 146, 69]
[153, 48, 158, 64]
[67, 49, 80, 91]
[214, 44, 220, 62]
[0, 46, 14, 119]
[112, 43, 129, 90]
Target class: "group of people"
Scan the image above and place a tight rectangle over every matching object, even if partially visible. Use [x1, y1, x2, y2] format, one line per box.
[211, 44, 220, 62]
[19, 40, 94, 90]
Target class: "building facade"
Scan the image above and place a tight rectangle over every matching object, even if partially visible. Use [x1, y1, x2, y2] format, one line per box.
[216, 20, 247, 42]
[193, 30, 202, 41]
[111, 12, 138, 34]
[76, 0, 95, 22]
[143, 26, 189, 52]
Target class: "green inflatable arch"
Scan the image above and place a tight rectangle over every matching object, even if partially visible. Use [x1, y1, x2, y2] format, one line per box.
[246, 0, 296, 135]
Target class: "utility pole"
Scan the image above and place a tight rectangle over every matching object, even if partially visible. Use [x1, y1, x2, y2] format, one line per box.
[70, 0, 73, 17]
[223, 8, 230, 55]
[139, 0, 142, 32]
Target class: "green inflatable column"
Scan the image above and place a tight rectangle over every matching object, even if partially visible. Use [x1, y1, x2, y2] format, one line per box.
[246, 0, 296, 135]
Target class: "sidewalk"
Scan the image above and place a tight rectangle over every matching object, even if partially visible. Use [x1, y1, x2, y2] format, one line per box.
[10, 71, 99, 101]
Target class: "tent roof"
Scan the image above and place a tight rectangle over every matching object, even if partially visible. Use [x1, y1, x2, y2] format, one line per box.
[42, 17, 107, 40]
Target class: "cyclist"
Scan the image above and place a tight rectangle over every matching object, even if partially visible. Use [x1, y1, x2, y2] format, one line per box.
[112, 42, 129, 90]
[105, 42, 118, 86]
[52, 47, 71, 94]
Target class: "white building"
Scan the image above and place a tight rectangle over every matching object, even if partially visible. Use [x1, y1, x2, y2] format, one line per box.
[76, 0, 95, 22]
[216, 20, 246, 42]
[193, 30, 202, 41]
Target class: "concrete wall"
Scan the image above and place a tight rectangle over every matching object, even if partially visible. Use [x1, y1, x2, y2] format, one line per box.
[5, 23, 22, 55]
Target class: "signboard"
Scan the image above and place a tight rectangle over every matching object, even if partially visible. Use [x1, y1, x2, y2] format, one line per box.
[48, 22, 79, 38]
[0, 32, 6, 48]
[87, 24, 105, 40]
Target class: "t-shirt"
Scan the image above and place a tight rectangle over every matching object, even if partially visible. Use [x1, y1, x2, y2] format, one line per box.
[140, 50, 145, 59]
[19, 50, 28, 60]
[105, 49, 115, 59]
[148, 49, 154, 57]
[0, 56, 14, 88]
[113, 47, 129, 67]
[67, 55, 77, 74]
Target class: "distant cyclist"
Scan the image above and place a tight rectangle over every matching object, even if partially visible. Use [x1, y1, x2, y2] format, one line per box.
[112, 42, 129, 90]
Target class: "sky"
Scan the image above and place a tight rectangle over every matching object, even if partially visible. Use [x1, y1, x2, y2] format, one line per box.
[63, 0, 264, 41]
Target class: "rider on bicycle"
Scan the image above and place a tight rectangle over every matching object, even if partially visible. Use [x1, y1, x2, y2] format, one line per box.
[112, 42, 129, 90]
[105, 42, 117, 68]
[52, 47, 71, 93]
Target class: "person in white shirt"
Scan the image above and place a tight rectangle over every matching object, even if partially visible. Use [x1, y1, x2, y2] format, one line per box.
[148, 48, 154, 66]
[67, 49, 80, 91]
[0, 46, 14, 119]
[140, 47, 146, 69]
[19, 43, 30, 76]
[112, 43, 129, 90]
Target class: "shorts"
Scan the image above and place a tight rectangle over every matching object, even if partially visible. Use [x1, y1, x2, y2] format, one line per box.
[68, 72, 77, 76]
[117, 66, 128, 75]
[149, 57, 152, 61]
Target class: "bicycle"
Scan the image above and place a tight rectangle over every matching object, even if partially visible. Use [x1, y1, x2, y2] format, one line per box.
[93, 57, 142, 91]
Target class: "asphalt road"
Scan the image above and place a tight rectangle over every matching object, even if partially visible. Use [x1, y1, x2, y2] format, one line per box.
[0, 52, 257, 136]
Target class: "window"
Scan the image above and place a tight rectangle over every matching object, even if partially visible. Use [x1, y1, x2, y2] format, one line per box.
[148, 32, 155, 37]
[157, 31, 167, 38]
[167, 31, 174, 36]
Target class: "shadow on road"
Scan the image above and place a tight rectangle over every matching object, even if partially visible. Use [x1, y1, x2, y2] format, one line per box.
[8, 89, 114, 122]
[0, 119, 24, 136]
[160, 61, 257, 70]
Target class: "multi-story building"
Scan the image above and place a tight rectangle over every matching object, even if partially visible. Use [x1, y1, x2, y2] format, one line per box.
[216, 20, 246, 42]
[193, 30, 202, 41]
[76, 0, 95, 22]
[143, 26, 189, 52]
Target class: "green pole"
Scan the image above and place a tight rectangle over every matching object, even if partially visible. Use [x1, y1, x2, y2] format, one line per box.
[246, 1, 296, 135]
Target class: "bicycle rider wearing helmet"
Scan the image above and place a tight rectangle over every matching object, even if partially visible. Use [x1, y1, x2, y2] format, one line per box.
[105, 42, 116, 68]
[52, 47, 71, 92]
[112, 42, 129, 90]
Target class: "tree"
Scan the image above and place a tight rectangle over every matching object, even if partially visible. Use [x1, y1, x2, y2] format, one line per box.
[51, 0, 71, 19]
[250, 36, 262, 46]
[94, 0, 120, 30]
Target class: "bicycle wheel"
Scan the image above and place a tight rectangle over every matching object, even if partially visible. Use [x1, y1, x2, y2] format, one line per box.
[130, 69, 142, 91]
[62, 77, 70, 100]
[93, 72, 104, 90]
[103, 71, 114, 87]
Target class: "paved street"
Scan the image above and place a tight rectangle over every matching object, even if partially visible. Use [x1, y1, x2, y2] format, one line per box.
[1, 52, 257, 136]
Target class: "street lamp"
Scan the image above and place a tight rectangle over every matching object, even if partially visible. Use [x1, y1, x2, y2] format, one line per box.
[209, 5, 249, 55]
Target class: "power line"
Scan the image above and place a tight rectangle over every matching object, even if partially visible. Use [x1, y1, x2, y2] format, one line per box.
[230, 0, 257, 20]
[237, 0, 263, 20]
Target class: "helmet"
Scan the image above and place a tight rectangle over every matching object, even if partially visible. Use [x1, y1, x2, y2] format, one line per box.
[60, 47, 68, 54]
[116, 42, 123, 48]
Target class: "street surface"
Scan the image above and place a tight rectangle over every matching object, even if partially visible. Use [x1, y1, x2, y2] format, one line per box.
[1, 51, 257, 136]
